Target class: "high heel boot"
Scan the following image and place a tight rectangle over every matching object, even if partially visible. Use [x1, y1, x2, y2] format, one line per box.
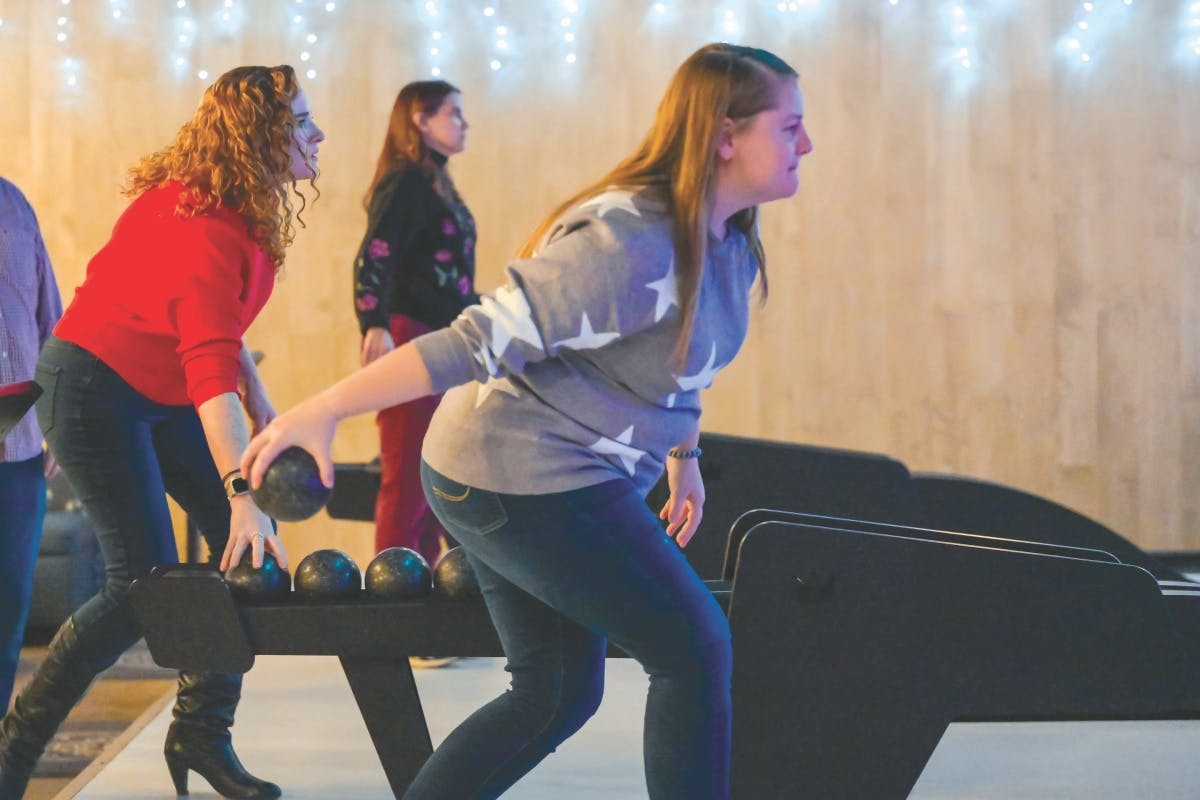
[162, 670, 280, 798]
[0, 619, 98, 800]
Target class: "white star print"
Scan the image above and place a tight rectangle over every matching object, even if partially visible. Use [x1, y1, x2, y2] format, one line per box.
[674, 343, 720, 391]
[480, 284, 544, 359]
[666, 393, 677, 409]
[645, 258, 678, 323]
[476, 377, 520, 408]
[553, 312, 620, 351]
[472, 343, 500, 377]
[589, 426, 647, 476]
[579, 189, 641, 219]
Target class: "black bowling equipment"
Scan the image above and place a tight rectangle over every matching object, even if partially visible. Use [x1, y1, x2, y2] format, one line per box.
[0, 380, 42, 438]
[432, 547, 480, 599]
[646, 433, 920, 578]
[365, 548, 432, 601]
[222, 552, 291, 604]
[293, 549, 361, 601]
[131, 434, 1200, 797]
[131, 564, 732, 797]
[325, 460, 382, 522]
[724, 511, 1200, 798]
[251, 446, 332, 522]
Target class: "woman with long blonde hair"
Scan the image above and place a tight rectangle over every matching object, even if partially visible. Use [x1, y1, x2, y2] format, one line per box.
[0, 64, 323, 800]
[245, 43, 811, 799]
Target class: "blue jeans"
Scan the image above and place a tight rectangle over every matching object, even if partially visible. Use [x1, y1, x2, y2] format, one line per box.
[0, 454, 45, 711]
[412, 462, 732, 800]
[32, 337, 232, 677]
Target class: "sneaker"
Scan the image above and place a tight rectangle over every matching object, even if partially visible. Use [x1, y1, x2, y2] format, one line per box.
[409, 656, 458, 669]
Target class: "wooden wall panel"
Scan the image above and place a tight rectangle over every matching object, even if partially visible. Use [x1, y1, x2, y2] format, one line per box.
[1, 0, 1198, 564]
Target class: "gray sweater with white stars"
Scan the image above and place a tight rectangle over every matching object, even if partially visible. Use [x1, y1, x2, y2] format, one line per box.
[413, 187, 760, 497]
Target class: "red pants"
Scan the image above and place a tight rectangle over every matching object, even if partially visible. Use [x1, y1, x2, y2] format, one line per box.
[374, 315, 446, 565]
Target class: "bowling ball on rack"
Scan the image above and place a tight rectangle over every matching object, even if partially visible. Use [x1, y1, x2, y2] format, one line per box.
[432, 547, 481, 599]
[365, 547, 433, 601]
[223, 552, 291, 604]
[293, 548, 361, 601]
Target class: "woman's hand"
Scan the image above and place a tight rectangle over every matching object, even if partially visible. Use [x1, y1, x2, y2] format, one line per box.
[241, 395, 339, 492]
[220, 495, 289, 571]
[360, 326, 395, 367]
[659, 455, 705, 547]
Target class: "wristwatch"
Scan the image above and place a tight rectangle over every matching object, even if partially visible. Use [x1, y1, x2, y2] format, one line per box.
[223, 470, 251, 499]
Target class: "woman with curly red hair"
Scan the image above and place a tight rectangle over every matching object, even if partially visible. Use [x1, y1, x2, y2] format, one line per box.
[0, 64, 322, 800]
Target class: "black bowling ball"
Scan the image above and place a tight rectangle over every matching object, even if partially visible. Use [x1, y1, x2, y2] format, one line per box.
[433, 547, 481, 599]
[365, 547, 432, 601]
[223, 552, 291, 604]
[294, 548, 361, 602]
[251, 446, 332, 522]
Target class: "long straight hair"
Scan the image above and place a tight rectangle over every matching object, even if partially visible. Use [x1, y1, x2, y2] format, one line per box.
[518, 44, 797, 366]
[364, 80, 462, 210]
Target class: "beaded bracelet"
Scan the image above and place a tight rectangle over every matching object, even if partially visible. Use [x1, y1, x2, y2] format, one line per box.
[667, 446, 702, 459]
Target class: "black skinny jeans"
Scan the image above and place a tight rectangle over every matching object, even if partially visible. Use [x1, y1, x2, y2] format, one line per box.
[34, 336, 232, 672]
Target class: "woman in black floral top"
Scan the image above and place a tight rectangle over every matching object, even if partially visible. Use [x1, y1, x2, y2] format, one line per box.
[353, 80, 477, 569]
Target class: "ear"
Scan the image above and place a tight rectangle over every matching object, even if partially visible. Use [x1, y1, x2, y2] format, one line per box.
[412, 111, 428, 133]
[716, 118, 736, 162]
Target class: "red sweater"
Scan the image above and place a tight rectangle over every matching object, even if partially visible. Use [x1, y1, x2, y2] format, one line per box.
[56, 183, 275, 408]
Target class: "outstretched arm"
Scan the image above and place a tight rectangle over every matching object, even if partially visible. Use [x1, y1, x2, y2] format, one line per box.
[241, 342, 433, 489]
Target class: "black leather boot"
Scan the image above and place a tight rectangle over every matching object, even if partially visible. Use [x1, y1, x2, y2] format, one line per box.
[0, 619, 97, 800]
[163, 671, 280, 799]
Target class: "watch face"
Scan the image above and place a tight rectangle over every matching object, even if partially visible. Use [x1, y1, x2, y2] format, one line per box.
[229, 476, 251, 497]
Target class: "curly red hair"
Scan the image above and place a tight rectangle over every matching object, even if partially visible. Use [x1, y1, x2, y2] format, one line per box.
[125, 64, 311, 268]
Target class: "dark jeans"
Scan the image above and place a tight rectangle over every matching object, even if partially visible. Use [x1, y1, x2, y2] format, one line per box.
[0, 454, 45, 711]
[413, 461, 732, 800]
[32, 337, 231, 676]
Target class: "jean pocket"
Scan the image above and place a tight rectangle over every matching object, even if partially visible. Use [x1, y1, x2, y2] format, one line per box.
[425, 473, 509, 536]
[33, 363, 62, 437]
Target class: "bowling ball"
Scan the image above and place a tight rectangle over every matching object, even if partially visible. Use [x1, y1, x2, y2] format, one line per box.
[250, 447, 332, 522]
[365, 547, 432, 601]
[294, 548, 361, 601]
[432, 547, 481, 599]
[223, 552, 291, 604]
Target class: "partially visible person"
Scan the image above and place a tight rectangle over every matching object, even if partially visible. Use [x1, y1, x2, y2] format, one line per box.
[0, 65, 323, 800]
[0, 177, 63, 713]
[246, 43, 812, 800]
[353, 80, 478, 571]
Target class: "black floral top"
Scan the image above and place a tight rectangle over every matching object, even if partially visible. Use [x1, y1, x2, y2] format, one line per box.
[353, 154, 478, 334]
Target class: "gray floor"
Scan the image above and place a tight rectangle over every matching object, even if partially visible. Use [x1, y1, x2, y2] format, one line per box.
[75, 655, 649, 799]
[73, 655, 1200, 799]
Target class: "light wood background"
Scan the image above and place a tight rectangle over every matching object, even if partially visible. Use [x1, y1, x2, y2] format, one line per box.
[2, 0, 1197, 564]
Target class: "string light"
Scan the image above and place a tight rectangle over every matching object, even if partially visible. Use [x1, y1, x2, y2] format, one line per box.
[774, 0, 822, 16]
[417, 1, 448, 78]
[1058, 0, 1136, 66]
[945, 4, 976, 71]
[290, 0, 339, 83]
[20, 1, 1199, 99]
[55, 0, 79, 89]
[107, 0, 129, 23]
[559, 0, 581, 65]
[484, 2, 509, 72]
[1181, 0, 1200, 59]
[170, 0, 197, 78]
